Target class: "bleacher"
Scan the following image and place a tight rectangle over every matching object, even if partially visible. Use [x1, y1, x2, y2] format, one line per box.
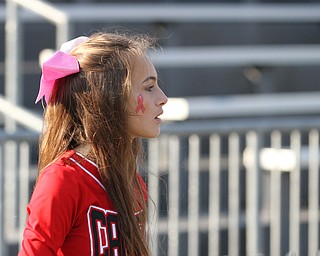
[2, 1, 320, 109]
[2, 0, 320, 255]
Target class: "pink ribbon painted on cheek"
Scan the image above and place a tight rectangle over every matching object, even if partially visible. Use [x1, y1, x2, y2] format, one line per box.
[135, 95, 146, 114]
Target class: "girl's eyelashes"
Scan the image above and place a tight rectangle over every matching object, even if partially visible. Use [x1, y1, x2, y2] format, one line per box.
[145, 85, 154, 92]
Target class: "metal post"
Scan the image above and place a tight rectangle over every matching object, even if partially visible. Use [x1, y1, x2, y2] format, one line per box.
[168, 136, 180, 256]
[3, 1, 69, 254]
[308, 129, 319, 256]
[269, 131, 282, 256]
[188, 135, 200, 256]
[3, 1, 21, 255]
[148, 139, 160, 256]
[5, 0, 21, 131]
[228, 133, 240, 256]
[12, 0, 69, 48]
[289, 131, 301, 255]
[208, 134, 221, 256]
[0, 144, 5, 256]
[246, 131, 261, 256]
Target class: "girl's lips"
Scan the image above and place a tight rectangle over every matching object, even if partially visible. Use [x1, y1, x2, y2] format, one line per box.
[155, 118, 161, 124]
[155, 111, 163, 119]
[154, 110, 164, 124]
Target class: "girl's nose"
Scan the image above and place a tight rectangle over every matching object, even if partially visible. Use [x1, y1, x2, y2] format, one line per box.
[159, 89, 168, 106]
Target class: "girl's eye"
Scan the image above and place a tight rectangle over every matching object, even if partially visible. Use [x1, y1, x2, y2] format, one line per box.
[146, 85, 154, 92]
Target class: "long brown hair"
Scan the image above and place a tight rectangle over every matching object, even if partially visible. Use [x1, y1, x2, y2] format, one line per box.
[38, 32, 155, 255]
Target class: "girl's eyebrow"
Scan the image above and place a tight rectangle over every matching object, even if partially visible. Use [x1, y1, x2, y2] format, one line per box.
[141, 76, 157, 84]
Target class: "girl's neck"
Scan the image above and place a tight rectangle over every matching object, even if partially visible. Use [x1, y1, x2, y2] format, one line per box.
[75, 143, 94, 160]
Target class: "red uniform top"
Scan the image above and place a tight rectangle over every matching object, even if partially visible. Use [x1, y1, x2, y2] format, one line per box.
[19, 150, 146, 256]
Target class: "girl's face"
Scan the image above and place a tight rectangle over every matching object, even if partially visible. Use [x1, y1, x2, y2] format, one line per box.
[127, 55, 168, 139]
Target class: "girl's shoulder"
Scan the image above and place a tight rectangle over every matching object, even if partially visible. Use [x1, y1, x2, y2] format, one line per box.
[35, 150, 84, 197]
[39, 150, 98, 181]
[39, 150, 80, 181]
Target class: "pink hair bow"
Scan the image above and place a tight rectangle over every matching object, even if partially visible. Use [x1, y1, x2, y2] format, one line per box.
[35, 36, 89, 104]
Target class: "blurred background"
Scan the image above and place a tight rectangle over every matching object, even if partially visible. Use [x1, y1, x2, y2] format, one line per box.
[2, 0, 320, 255]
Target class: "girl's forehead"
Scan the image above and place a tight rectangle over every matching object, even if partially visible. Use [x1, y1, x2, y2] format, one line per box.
[131, 55, 157, 82]
[132, 54, 154, 70]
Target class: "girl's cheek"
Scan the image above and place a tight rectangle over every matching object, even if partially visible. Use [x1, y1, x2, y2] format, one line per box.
[135, 94, 146, 114]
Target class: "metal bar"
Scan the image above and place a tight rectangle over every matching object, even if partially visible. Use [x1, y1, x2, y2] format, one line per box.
[8, 3, 320, 23]
[4, 0, 68, 134]
[208, 134, 221, 256]
[148, 139, 160, 256]
[0, 131, 39, 142]
[161, 116, 320, 136]
[0, 95, 42, 133]
[152, 45, 320, 68]
[167, 136, 180, 256]
[18, 142, 30, 249]
[5, 43, 320, 69]
[4, 141, 19, 242]
[228, 133, 240, 256]
[269, 131, 282, 256]
[245, 131, 260, 256]
[0, 144, 6, 256]
[3, 0, 69, 136]
[5, 0, 21, 132]
[12, 0, 68, 26]
[289, 130, 301, 255]
[56, 22, 69, 49]
[308, 129, 319, 256]
[188, 135, 200, 256]
[162, 92, 320, 121]
[11, 0, 69, 56]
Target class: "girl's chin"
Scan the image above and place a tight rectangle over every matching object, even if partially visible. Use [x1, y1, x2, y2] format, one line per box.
[143, 131, 161, 139]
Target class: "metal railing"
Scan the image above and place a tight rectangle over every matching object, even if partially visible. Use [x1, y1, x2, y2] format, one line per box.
[4, 0, 69, 130]
[1, 1, 63, 254]
[0, 131, 39, 256]
[2, 113, 320, 255]
[148, 115, 320, 256]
